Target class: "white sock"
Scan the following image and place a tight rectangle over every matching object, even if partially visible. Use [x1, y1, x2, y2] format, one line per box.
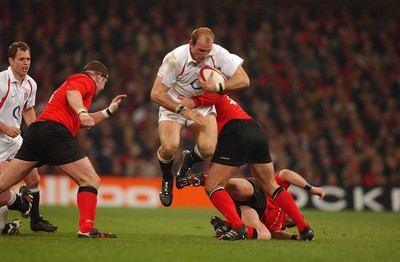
[7, 191, 17, 206]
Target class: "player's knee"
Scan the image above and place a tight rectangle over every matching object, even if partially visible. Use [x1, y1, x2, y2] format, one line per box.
[90, 175, 101, 188]
[205, 182, 227, 196]
[197, 144, 215, 159]
[258, 229, 271, 240]
[225, 182, 241, 196]
[78, 173, 100, 189]
[159, 144, 179, 158]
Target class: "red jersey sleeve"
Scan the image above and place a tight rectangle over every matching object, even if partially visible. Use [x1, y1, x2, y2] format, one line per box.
[193, 92, 252, 134]
[193, 92, 224, 107]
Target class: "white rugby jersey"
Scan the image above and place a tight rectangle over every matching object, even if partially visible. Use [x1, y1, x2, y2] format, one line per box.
[0, 66, 37, 129]
[157, 43, 243, 102]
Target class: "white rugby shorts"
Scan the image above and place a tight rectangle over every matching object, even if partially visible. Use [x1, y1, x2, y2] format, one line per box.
[0, 134, 22, 161]
[158, 105, 216, 127]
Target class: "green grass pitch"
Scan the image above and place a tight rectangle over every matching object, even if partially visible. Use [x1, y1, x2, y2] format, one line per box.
[1, 206, 399, 262]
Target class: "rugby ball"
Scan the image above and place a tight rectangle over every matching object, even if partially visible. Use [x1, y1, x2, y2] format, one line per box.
[199, 65, 227, 83]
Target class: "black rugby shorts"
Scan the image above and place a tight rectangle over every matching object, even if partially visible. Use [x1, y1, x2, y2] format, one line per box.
[211, 119, 272, 166]
[15, 120, 86, 166]
[234, 178, 267, 219]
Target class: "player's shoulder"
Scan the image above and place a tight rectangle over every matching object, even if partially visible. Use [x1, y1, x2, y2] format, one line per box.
[172, 44, 189, 54]
[211, 44, 230, 55]
[25, 74, 37, 86]
[68, 73, 90, 82]
[0, 68, 9, 78]
[66, 73, 95, 89]
[164, 44, 188, 63]
[161, 44, 189, 74]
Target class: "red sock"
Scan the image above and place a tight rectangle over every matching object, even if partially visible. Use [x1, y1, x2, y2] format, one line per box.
[77, 190, 97, 233]
[246, 226, 256, 239]
[274, 188, 308, 232]
[209, 188, 243, 228]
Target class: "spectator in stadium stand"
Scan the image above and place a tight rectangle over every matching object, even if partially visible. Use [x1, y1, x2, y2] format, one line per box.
[0, 41, 57, 233]
[0, 60, 127, 238]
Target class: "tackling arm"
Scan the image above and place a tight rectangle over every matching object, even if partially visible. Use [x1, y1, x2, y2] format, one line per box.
[199, 65, 250, 93]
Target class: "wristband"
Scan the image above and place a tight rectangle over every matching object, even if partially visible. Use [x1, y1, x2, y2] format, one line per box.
[175, 104, 187, 114]
[108, 102, 118, 113]
[291, 234, 298, 240]
[77, 108, 88, 116]
[304, 183, 313, 191]
[215, 82, 225, 93]
[102, 108, 113, 118]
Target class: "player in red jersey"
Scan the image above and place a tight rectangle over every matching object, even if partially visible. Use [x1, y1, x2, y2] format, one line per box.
[0, 60, 126, 238]
[185, 169, 325, 239]
[178, 92, 315, 240]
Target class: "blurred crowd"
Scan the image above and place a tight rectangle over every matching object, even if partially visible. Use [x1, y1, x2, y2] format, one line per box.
[1, 0, 399, 187]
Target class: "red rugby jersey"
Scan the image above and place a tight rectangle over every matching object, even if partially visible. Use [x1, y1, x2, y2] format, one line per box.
[192, 92, 252, 134]
[37, 73, 95, 136]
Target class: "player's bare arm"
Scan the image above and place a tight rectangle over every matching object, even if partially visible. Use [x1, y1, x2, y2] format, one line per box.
[66, 90, 95, 128]
[89, 94, 127, 123]
[151, 76, 206, 126]
[179, 97, 196, 109]
[278, 169, 325, 199]
[150, 76, 178, 111]
[22, 107, 37, 126]
[310, 186, 325, 199]
[270, 230, 299, 240]
[199, 65, 250, 92]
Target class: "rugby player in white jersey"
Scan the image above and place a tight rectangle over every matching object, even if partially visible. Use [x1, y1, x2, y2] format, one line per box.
[150, 27, 250, 207]
[0, 42, 57, 232]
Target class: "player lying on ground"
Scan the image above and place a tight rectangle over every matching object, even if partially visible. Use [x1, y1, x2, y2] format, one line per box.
[182, 168, 325, 239]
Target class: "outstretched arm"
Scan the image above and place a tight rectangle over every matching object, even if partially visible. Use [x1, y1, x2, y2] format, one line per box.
[277, 169, 325, 199]
[89, 94, 127, 124]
